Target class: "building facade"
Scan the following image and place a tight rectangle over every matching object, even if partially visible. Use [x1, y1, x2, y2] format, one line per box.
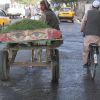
[0, 0, 11, 10]
[76, 0, 97, 20]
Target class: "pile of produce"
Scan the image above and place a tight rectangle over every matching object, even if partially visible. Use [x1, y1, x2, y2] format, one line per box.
[0, 19, 50, 33]
[0, 19, 62, 43]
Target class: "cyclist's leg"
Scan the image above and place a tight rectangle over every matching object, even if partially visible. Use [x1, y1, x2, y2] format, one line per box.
[83, 36, 91, 66]
[83, 35, 100, 67]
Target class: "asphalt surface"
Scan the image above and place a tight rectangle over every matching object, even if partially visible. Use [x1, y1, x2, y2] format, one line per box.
[0, 20, 100, 100]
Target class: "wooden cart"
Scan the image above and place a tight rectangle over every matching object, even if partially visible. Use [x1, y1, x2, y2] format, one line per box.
[0, 39, 63, 82]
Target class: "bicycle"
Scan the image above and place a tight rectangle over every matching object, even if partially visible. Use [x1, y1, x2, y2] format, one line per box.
[87, 43, 99, 80]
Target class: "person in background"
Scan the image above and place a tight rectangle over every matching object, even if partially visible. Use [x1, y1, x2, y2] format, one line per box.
[81, 0, 100, 68]
[25, 6, 31, 18]
[40, 0, 60, 30]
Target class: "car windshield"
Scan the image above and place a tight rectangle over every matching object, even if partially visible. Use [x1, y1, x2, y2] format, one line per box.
[60, 8, 70, 12]
[0, 10, 6, 16]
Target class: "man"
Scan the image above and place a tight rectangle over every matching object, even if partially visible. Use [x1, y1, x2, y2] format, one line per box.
[40, 0, 60, 30]
[81, 0, 100, 68]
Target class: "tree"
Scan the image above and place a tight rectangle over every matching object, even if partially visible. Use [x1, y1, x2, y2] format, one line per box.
[51, 0, 77, 4]
[13, 0, 37, 5]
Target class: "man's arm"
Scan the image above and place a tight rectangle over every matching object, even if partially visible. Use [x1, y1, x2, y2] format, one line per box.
[81, 12, 88, 32]
[39, 13, 46, 23]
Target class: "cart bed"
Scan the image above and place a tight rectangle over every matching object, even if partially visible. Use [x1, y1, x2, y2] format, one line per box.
[0, 28, 63, 83]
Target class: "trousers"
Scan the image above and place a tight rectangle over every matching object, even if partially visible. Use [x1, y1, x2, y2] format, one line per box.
[83, 35, 100, 64]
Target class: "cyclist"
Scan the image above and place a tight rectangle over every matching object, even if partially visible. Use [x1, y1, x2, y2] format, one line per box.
[39, 0, 60, 30]
[81, 0, 100, 68]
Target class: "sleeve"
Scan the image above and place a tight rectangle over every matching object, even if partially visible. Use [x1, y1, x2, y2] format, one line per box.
[80, 12, 88, 32]
[39, 13, 46, 23]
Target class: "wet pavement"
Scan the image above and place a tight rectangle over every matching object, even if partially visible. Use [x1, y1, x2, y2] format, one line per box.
[0, 21, 100, 100]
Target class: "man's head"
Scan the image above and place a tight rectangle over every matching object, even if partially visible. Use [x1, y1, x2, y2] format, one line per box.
[92, 0, 100, 9]
[40, 0, 50, 11]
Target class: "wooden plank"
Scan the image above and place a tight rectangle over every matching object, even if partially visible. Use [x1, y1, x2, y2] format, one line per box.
[7, 46, 50, 50]
[10, 62, 50, 67]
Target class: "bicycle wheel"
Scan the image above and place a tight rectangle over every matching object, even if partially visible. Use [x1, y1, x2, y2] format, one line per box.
[89, 53, 97, 80]
[88, 43, 99, 80]
[89, 63, 96, 80]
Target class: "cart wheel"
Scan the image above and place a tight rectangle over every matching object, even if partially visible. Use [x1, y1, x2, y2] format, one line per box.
[0, 50, 10, 81]
[72, 19, 74, 23]
[51, 49, 59, 83]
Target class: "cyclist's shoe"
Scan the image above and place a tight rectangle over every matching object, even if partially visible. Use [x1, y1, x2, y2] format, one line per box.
[83, 63, 89, 68]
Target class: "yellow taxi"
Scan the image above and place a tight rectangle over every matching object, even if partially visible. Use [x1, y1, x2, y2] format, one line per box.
[58, 7, 75, 23]
[0, 9, 11, 27]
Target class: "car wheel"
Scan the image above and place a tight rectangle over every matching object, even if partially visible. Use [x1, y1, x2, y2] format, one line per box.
[71, 19, 74, 23]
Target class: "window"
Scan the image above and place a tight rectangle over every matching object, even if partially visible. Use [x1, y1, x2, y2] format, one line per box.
[0, 10, 6, 16]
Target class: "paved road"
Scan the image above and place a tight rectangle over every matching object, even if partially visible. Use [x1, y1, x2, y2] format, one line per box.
[0, 21, 100, 100]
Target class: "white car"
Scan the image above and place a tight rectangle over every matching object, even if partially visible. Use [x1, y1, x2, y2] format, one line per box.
[7, 7, 25, 18]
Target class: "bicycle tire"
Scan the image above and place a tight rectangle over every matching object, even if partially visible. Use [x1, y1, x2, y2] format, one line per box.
[89, 63, 96, 80]
[89, 53, 98, 80]
[88, 43, 99, 80]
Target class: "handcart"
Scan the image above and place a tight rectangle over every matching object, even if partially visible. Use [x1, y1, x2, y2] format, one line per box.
[0, 28, 63, 82]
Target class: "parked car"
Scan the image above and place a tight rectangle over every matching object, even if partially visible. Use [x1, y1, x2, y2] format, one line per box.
[7, 7, 25, 18]
[58, 7, 75, 23]
[0, 9, 11, 27]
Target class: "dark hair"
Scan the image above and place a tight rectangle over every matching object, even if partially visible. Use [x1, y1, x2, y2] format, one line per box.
[92, 5, 99, 9]
[40, 0, 50, 10]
